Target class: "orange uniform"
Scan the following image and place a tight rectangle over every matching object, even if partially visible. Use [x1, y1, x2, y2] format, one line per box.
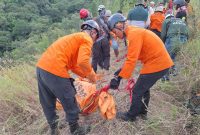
[150, 12, 165, 32]
[37, 32, 93, 78]
[119, 26, 174, 79]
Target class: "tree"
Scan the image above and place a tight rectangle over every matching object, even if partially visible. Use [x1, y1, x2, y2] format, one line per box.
[12, 20, 32, 40]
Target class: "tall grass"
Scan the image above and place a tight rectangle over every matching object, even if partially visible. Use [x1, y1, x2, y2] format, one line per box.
[0, 63, 43, 134]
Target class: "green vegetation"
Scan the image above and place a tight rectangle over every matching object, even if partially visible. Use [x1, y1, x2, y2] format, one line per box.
[0, 0, 132, 62]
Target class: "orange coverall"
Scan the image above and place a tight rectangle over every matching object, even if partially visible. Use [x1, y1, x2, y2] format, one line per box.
[150, 12, 165, 32]
[119, 26, 174, 79]
[115, 26, 173, 120]
[37, 32, 93, 78]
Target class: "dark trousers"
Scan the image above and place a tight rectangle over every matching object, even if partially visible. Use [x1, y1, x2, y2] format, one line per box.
[92, 36, 110, 72]
[165, 35, 188, 61]
[128, 68, 169, 117]
[36, 67, 80, 127]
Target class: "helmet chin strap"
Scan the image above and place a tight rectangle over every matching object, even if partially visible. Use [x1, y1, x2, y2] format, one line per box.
[89, 30, 94, 41]
[122, 22, 126, 38]
[122, 23, 128, 46]
[123, 33, 127, 46]
[89, 29, 98, 42]
[114, 22, 127, 45]
[115, 22, 125, 32]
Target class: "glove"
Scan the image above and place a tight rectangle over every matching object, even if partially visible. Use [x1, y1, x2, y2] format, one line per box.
[86, 69, 102, 83]
[110, 76, 122, 89]
[114, 68, 121, 76]
[86, 69, 97, 83]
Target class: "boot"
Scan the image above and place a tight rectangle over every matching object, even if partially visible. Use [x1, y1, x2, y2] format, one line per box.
[138, 113, 148, 120]
[50, 128, 60, 135]
[116, 112, 136, 122]
[170, 66, 178, 76]
[161, 75, 170, 82]
[50, 122, 60, 135]
[50, 121, 60, 135]
[69, 122, 91, 135]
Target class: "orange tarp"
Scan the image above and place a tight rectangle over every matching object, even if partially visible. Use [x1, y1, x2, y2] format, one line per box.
[56, 79, 116, 119]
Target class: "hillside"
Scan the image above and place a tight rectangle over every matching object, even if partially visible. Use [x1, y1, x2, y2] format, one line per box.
[0, 0, 200, 135]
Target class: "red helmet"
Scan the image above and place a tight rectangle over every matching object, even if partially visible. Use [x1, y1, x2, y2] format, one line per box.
[80, 8, 89, 19]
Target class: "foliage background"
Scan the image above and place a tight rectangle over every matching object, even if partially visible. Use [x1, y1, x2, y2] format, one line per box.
[0, 0, 135, 62]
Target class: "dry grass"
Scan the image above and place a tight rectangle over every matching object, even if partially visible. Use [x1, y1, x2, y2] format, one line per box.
[0, 63, 42, 135]
[1, 36, 200, 135]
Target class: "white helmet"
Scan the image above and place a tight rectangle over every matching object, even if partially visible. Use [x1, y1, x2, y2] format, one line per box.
[105, 10, 112, 17]
[98, 5, 105, 11]
[150, 1, 155, 5]
[155, 6, 164, 12]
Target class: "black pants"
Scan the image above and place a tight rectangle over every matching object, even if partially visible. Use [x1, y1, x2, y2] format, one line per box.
[92, 36, 110, 72]
[128, 68, 169, 117]
[36, 67, 80, 127]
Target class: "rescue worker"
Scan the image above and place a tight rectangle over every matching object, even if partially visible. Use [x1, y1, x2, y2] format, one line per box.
[107, 13, 173, 121]
[104, 10, 120, 57]
[161, 13, 188, 80]
[174, 0, 187, 22]
[36, 20, 100, 135]
[166, 0, 174, 14]
[127, 0, 152, 28]
[79, 8, 92, 21]
[149, 6, 165, 37]
[92, 5, 111, 72]
[144, 0, 154, 27]
[104, 10, 112, 22]
[150, 1, 155, 11]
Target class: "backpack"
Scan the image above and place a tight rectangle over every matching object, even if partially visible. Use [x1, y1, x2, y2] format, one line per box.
[95, 16, 110, 38]
[166, 18, 188, 38]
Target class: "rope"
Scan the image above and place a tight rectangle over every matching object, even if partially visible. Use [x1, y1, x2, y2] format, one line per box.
[124, 78, 135, 103]
[80, 85, 110, 115]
